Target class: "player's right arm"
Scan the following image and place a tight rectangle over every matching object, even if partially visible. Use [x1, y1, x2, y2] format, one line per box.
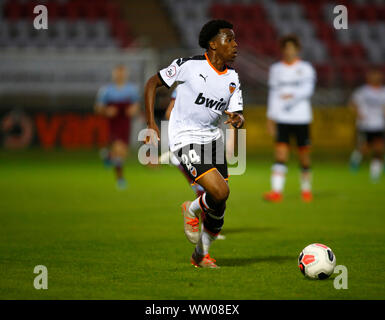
[165, 98, 175, 121]
[266, 64, 278, 137]
[164, 88, 177, 120]
[349, 88, 364, 121]
[144, 74, 164, 141]
[144, 58, 188, 142]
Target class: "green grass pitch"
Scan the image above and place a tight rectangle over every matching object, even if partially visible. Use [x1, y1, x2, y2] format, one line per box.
[0, 150, 384, 299]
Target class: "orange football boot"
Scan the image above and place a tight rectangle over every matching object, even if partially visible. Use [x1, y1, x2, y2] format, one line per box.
[301, 191, 313, 202]
[191, 250, 219, 268]
[263, 191, 283, 203]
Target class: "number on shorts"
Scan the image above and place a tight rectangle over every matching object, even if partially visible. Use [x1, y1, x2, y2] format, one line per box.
[188, 149, 201, 164]
[181, 149, 200, 170]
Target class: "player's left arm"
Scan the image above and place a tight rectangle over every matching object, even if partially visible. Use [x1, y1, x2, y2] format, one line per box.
[125, 85, 141, 117]
[165, 98, 175, 120]
[126, 102, 140, 117]
[224, 110, 245, 129]
[225, 78, 245, 129]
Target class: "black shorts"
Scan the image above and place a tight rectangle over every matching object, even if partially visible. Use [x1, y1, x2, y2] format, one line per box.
[173, 139, 228, 184]
[360, 130, 385, 144]
[276, 123, 311, 147]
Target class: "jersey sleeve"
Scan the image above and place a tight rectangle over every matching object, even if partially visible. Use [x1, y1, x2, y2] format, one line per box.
[351, 88, 363, 106]
[158, 58, 188, 89]
[268, 64, 279, 89]
[267, 65, 279, 120]
[96, 86, 108, 105]
[227, 78, 243, 112]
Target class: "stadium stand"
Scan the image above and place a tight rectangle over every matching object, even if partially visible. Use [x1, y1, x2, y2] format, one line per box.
[0, 0, 135, 49]
[163, 0, 385, 88]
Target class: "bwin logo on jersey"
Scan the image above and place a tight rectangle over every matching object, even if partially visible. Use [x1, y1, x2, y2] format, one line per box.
[194, 93, 227, 111]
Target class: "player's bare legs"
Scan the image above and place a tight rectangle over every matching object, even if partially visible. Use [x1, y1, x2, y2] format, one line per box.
[186, 169, 229, 268]
[111, 139, 128, 189]
[298, 146, 313, 202]
[370, 138, 384, 182]
[264, 143, 289, 202]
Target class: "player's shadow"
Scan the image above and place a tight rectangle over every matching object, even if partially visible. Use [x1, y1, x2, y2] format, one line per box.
[219, 255, 293, 267]
[221, 226, 277, 235]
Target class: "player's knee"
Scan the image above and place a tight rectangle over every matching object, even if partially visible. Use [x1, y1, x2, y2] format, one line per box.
[212, 184, 229, 204]
[275, 147, 289, 162]
[113, 141, 127, 158]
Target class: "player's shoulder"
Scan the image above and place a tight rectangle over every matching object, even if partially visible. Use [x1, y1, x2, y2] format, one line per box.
[123, 82, 138, 91]
[98, 84, 112, 94]
[298, 60, 313, 67]
[269, 61, 282, 70]
[295, 60, 315, 72]
[226, 66, 240, 78]
[356, 85, 368, 93]
[174, 55, 206, 67]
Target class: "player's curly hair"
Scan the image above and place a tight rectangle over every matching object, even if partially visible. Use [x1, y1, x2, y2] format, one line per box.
[199, 20, 233, 49]
[279, 34, 301, 49]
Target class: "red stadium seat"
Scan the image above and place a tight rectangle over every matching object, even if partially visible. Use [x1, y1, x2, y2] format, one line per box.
[62, 0, 82, 20]
[378, 7, 385, 21]
[347, 44, 366, 61]
[360, 5, 378, 22]
[4, 0, 25, 20]
[263, 41, 280, 58]
[339, 64, 359, 87]
[105, 2, 120, 22]
[210, 3, 226, 19]
[46, 2, 60, 21]
[25, 1, 42, 21]
[83, 2, 105, 21]
[315, 64, 335, 87]
[248, 4, 265, 20]
[328, 43, 344, 59]
[344, 4, 359, 22]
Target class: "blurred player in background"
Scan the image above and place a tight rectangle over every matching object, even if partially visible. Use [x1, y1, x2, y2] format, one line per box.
[145, 20, 243, 268]
[349, 68, 385, 181]
[95, 64, 140, 189]
[264, 35, 316, 203]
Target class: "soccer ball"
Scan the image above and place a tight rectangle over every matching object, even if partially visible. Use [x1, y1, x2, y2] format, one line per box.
[298, 243, 336, 279]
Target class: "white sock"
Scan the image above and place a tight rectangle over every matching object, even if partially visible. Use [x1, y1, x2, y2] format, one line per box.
[189, 196, 202, 217]
[271, 163, 287, 193]
[196, 228, 216, 255]
[300, 170, 312, 192]
[370, 159, 383, 181]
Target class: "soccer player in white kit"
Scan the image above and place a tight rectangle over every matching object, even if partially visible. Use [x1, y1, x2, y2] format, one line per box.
[349, 69, 385, 181]
[264, 35, 316, 203]
[144, 20, 244, 268]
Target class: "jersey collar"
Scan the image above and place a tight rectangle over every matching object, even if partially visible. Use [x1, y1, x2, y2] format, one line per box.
[281, 58, 300, 66]
[368, 84, 381, 90]
[204, 53, 228, 75]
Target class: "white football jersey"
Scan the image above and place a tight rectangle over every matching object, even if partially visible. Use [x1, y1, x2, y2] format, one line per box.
[267, 60, 316, 124]
[158, 53, 243, 152]
[352, 85, 385, 131]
